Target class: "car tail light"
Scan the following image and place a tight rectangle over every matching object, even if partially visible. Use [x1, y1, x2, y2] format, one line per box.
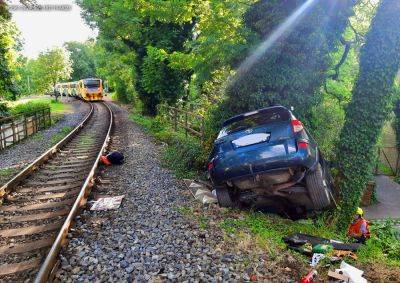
[207, 161, 214, 171]
[297, 140, 309, 150]
[291, 119, 304, 133]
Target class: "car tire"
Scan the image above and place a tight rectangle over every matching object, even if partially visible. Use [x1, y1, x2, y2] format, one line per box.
[306, 163, 331, 210]
[215, 186, 236, 208]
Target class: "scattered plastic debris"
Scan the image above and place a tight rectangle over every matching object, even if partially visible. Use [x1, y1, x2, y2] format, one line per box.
[310, 253, 325, 267]
[299, 269, 317, 283]
[335, 261, 367, 283]
[184, 180, 217, 204]
[328, 270, 350, 282]
[90, 195, 125, 211]
[194, 188, 217, 204]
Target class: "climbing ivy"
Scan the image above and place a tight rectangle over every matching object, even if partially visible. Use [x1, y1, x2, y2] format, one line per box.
[337, 0, 400, 228]
[217, 0, 355, 126]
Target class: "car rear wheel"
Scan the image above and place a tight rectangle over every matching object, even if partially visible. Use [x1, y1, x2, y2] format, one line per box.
[306, 163, 331, 210]
[215, 185, 236, 208]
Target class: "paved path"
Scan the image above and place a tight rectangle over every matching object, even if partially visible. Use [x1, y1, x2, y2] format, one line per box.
[363, 175, 400, 220]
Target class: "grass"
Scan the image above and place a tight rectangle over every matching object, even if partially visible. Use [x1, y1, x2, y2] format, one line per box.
[50, 126, 73, 144]
[0, 167, 19, 186]
[6, 97, 72, 116]
[130, 109, 207, 179]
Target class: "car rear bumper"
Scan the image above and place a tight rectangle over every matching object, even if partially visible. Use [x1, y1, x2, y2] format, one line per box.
[210, 150, 318, 186]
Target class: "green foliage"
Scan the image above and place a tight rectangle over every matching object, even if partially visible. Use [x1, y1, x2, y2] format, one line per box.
[358, 220, 400, 265]
[129, 109, 208, 179]
[64, 40, 96, 81]
[307, 98, 345, 161]
[0, 15, 21, 100]
[9, 100, 50, 115]
[218, 0, 355, 128]
[139, 46, 187, 114]
[16, 47, 73, 95]
[51, 126, 73, 144]
[337, 0, 400, 228]
[94, 38, 137, 104]
[0, 102, 10, 117]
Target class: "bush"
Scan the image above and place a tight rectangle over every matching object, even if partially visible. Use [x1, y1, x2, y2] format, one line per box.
[130, 110, 208, 179]
[10, 100, 50, 116]
[0, 102, 10, 118]
[358, 220, 400, 265]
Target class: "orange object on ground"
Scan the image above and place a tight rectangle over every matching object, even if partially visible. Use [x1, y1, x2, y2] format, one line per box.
[299, 270, 317, 283]
[100, 155, 112, 166]
[347, 217, 370, 238]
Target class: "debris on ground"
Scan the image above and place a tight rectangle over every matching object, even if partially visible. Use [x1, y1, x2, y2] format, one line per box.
[90, 195, 125, 210]
[335, 261, 367, 283]
[184, 179, 217, 204]
[310, 253, 325, 267]
[328, 270, 350, 282]
[284, 233, 361, 251]
[299, 269, 317, 283]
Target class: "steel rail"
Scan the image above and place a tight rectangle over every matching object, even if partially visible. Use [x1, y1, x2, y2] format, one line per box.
[0, 103, 94, 204]
[34, 102, 113, 282]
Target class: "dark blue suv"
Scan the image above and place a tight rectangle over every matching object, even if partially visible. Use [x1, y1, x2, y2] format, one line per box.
[208, 106, 332, 211]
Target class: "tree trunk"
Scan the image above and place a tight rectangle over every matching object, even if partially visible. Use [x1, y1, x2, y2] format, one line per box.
[337, 0, 400, 228]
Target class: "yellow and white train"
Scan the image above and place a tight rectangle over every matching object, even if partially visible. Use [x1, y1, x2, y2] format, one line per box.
[55, 78, 104, 101]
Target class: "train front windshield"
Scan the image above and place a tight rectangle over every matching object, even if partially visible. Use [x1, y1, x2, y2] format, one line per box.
[84, 79, 101, 88]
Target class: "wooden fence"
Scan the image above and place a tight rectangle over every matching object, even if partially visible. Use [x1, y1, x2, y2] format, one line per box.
[376, 146, 400, 176]
[0, 108, 51, 151]
[160, 105, 205, 141]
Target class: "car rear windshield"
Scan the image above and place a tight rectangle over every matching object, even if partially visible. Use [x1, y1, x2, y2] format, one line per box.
[218, 108, 290, 138]
[84, 79, 100, 88]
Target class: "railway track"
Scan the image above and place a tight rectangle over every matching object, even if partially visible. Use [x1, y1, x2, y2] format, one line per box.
[0, 101, 113, 282]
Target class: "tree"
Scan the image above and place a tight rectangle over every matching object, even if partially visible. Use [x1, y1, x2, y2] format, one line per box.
[64, 40, 96, 81]
[218, 0, 355, 124]
[337, 0, 400, 227]
[29, 47, 72, 95]
[0, 4, 21, 100]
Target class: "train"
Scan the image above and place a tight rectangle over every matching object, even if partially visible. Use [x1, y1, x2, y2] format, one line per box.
[54, 78, 104, 101]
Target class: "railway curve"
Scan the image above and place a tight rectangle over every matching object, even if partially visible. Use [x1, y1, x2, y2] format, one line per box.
[0, 101, 113, 282]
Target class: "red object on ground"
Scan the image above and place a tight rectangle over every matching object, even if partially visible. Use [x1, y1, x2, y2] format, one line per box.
[100, 155, 112, 166]
[250, 274, 258, 281]
[299, 270, 317, 283]
[347, 217, 371, 238]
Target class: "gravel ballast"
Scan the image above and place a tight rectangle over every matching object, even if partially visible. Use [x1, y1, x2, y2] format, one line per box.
[0, 99, 89, 171]
[54, 102, 302, 282]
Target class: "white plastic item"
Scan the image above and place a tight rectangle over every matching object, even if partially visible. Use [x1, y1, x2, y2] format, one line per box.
[335, 261, 367, 283]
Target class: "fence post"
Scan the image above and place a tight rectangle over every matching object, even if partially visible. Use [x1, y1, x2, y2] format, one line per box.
[41, 108, 45, 129]
[201, 119, 205, 143]
[34, 111, 38, 134]
[173, 108, 178, 131]
[24, 116, 28, 139]
[185, 112, 188, 138]
[375, 148, 380, 175]
[396, 149, 399, 176]
[48, 108, 51, 126]
[12, 121, 16, 144]
[0, 125, 4, 150]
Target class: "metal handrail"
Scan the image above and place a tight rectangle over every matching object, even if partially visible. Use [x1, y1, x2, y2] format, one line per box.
[34, 102, 113, 282]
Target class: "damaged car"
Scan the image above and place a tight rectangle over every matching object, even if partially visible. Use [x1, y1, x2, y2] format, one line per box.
[207, 106, 333, 211]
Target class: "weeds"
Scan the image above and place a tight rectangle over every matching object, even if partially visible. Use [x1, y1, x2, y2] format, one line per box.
[0, 167, 19, 185]
[50, 126, 73, 144]
[129, 110, 207, 179]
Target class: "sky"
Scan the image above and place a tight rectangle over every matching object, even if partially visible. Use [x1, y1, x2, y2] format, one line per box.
[9, 0, 98, 58]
